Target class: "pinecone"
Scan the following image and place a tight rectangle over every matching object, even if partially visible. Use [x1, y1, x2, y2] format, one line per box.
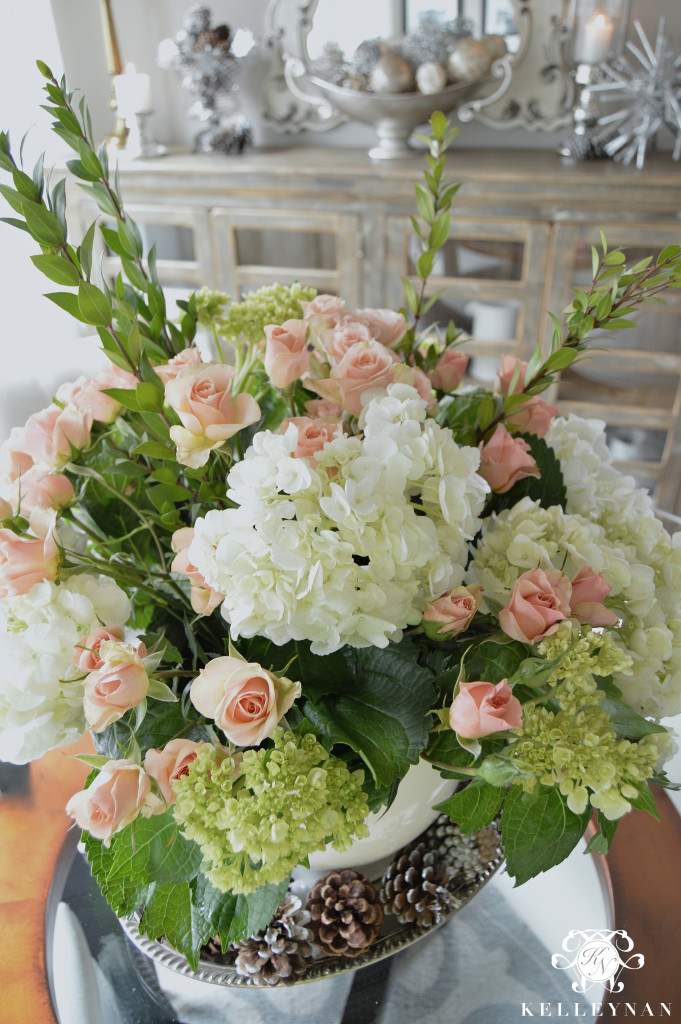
[306, 869, 384, 958]
[427, 815, 502, 884]
[233, 894, 313, 986]
[381, 841, 458, 928]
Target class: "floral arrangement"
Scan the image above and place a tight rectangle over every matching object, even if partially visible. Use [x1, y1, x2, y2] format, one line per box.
[1, 67, 681, 976]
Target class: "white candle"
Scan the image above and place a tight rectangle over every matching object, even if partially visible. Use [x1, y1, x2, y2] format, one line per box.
[574, 12, 616, 65]
[114, 62, 152, 116]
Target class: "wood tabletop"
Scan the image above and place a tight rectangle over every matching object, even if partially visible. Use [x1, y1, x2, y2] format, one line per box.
[1, 740, 680, 1023]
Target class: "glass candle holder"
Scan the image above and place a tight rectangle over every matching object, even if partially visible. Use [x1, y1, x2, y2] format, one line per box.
[566, 0, 631, 66]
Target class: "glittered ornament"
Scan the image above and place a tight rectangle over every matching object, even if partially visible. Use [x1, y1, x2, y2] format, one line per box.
[370, 53, 416, 94]
[183, 3, 211, 39]
[309, 42, 349, 87]
[416, 62, 448, 95]
[353, 38, 385, 77]
[446, 38, 493, 83]
[402, 24, 456, 67]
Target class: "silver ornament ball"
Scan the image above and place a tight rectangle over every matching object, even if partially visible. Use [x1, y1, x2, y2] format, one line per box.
[370, 53, 416, 94]
[416, 62, 448, 95]
[446, 38, 493, 83]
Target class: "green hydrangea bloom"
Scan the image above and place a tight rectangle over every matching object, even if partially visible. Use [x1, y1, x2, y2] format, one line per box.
[172, 729, 370, 893]
[193, 283, 317, 346]
[509, 622, 664, 820]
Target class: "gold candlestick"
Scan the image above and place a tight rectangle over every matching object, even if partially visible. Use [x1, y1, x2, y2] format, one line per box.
[98, 0, 127, 149]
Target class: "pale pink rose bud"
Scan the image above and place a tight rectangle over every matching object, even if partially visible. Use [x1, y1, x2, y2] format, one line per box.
[352, 307, 409, 348]
[165, 363, 260, 469]
[144, 739, 205, 805]
[171, 526, 224, 615]
[429, 350, 469, 392]
[57, 376, 119, 424]
[11, 468, 75, 514]
[190, 655, 301, 746]
[73, 626, 125, 673]
[1, 427, 35, 480]
[0, 496, 11, 519]
[570, 566, 619, 628]
[499, 567, 572, 644]
[496, 355, 528, 396]
[328, 339, 398, 416]
[423, 584, 483, 638]
[263, 320, 310, 388]
[154, 346, 203, 386]
[300, 294, 347, 323]
[0, 509, 59, 599]
[449, 679, 523, 739]
[478, 424, 540, 493]
[83, 660, 150, 732]
[12, 404, 92, 470]
[280, 416, 344, 461]
[304, 398, 344, 419]
[507, 397, 559, 439]
[66, 760, 150, 845]
[320, 321, 373, 362]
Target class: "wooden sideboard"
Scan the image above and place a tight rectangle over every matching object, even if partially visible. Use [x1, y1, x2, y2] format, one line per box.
[66, 146, 681, 510]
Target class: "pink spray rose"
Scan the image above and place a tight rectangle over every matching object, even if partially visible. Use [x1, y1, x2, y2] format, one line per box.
[10, 404, 92, 470]
[154, 346, 203, 386]
[171, 526, 224, 615]
[314, 339, 398, 416]
[499, 567, 572, 644]
[83, 641, 150, 732]
[264, 319, 310, 388]
[1, 427, 35, 480]
[9, 468, 75, 514]
[144, 739, 205, 805]
[304, 398, 344, 419]
[569, 566, 619, 627]
[496, 355, 528, 396]
[449, 679, 523, 739]
[57, 360, 136, 424]
[423, 584, 484, 638]
[66, 760, 151, 845]
[429, 349, 469, 392]
[280, 416, 344, 461]
[0, 509, 59, 599]
[300, 294, 347, 323]
[320, 321, 373, 362]
[352, 307, 409, 348]
[190, 655, 301, 746]
[73, 626, 125, 673]
[507, 397, 559, 439]
[165, 363, 260, 469]
[478, 424, 540, 493]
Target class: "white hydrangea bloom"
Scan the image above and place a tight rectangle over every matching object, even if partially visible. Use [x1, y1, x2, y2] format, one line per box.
[0, 575, 130, 763]
[546, 415, 681, 719]
[191, 385, 487, 655]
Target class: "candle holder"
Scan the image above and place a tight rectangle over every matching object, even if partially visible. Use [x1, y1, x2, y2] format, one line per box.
[559, 0, 631, 160]
[123, 111, 168, 160]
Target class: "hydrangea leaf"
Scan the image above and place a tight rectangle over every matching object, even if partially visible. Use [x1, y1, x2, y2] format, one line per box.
[462, 639, 527, 686]
[190, 873, 290, 950]
[500, 785, 591, 885]
[599, 696, 667, 740]
[108, 811, 204, 885]
[486, 435, 566, 515]
[138, 881, 211, 971]
[435, 781, 504, 834]
[82, 829, 152, 917]
[303, 639, 436, 786]
[584, 813, 618, 855]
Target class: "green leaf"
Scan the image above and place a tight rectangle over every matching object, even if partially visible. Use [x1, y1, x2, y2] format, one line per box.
[627, 782, 659, 821]
[402, 276, 419, 313]
[544, 347, 578, 371]
[191, 874, 289, 952]
[147, 677, 179, 702]
[83, 831, 152, 918]
[599, 696, 667, 740]
[118, 217, 143, 259]
[429, 110, 447, 139]
[45, 290, 89, 323]
[132, 440, 176, 460]
[136, 380, 164, 412]
[476, 394, 495, 431]
[500, 785, 591, 885]
[463, 639, 527, 685]
[66, 158, 100, 183]
[30, 253, 80, 286]
[414, 183, 435, 223]
[435, 781, 504, 834]
[78, 139, 103, 179]
[109, 811, 203, 885]
[428, 209, 450, 250]
[23, 203, 65, 245]
[101, 387, 140, 411]
[78, 220, 96, 280]
[658, 244, 681, 263]
[486, 434, 566, 515]
[303, 638, 436, 786]
[584, 814, 618, 855]
[78, 280, 112, 325]
[416, 249, 435, 279]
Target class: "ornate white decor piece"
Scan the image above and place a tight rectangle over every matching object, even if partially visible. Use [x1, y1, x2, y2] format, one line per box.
[262, 0, 574, 136]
